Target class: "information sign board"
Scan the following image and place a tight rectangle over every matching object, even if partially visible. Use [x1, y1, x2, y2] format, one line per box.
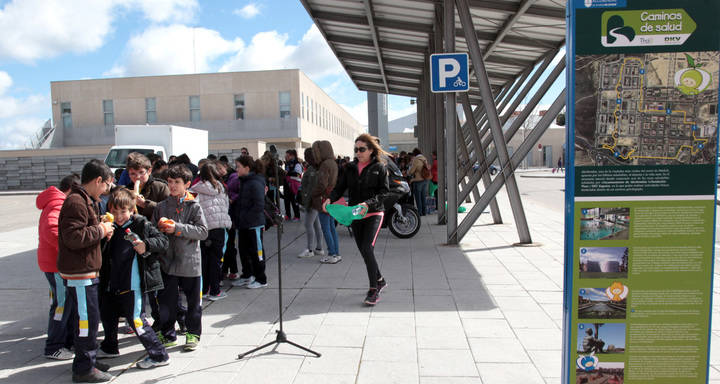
[564, 1, 720, 383]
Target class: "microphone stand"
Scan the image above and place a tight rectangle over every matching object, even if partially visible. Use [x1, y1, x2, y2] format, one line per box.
[238, 153, 321, 359]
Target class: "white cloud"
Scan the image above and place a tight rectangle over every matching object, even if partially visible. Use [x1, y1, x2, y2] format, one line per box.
[233, 3, 260, 19]
[0, 71, 50, 149]
[105, 24, 244, 77]
[119, 0, 198, 23]
[340, 100, 368, 127]
[0, 71, 12, 95]
[220, 24, 344, 81]
[0, 0, 198, 62]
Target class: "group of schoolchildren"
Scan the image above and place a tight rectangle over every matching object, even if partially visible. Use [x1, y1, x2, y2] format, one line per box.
[36, 149, 270, 383]
[37, 135, 395, 383]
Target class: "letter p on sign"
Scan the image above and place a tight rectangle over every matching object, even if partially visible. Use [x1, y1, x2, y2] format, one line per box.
[430, 53, 469, 93]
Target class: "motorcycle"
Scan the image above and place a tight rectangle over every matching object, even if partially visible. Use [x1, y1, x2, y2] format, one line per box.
[383, 188, 421, 239]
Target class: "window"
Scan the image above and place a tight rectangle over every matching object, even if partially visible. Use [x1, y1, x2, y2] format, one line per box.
[234, 94, 245, 120]
[301, 92, 305, 119]
[145, 97, 157, 124]
[279, 91, 291, 119]
[103, 100, 114, 127]
[61, 102, 72, 129]
[189, 96, 200, 122]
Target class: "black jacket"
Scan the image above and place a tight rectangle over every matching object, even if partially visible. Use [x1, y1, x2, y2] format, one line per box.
[330, 157, 391, 213]
[100, 214, 168, 294]
[232, 172, 266, 229]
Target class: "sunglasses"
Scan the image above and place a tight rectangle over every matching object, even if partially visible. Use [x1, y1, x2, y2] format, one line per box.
[354, 146, 368, 153]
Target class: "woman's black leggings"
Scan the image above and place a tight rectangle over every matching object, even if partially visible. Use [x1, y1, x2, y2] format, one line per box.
[350, 215, 384, 288]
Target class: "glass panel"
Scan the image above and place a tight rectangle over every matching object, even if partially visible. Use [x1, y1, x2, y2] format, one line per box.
[63, 115, 72, 129]
[104, 113, 114, 126]
[279, 91, 290, 105]
[146, 111, 157, 124]
[234, 94, 244, 106]
[189, 96, 200, 109]
[103, 100, 113, 113]
[190, 109, 201, 122]
[145, 97, 156, 111]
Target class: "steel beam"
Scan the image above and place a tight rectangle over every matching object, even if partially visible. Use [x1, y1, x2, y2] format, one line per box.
[362, 0, 390, 94]
[444, 0, 458, 243]
[459, 92, 503, 224]
[433, 4, 446, 224]
[456, 115, 481, 204]
[453, 90, 566, 241]
[457, 0, 531, 244]
[458, 55, 565, 204]
[483, 0, 536, 59]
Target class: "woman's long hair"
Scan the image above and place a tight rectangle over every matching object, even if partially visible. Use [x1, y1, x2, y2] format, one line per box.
[355, 133, 389, 164]
[199, 161, 223, 192]
[236, 155, 266, 175]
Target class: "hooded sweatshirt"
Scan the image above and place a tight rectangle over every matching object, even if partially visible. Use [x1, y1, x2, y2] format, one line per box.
[311, 140, 338, 211]
[36, 186, 66, 272]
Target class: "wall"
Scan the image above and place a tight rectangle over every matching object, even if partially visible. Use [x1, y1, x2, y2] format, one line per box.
[0, 147, 110, 190]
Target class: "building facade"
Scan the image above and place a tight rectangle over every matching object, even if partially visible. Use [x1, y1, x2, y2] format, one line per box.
[50, 69, 363, 156]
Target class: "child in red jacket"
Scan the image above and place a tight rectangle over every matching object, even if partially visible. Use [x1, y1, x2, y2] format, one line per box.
[36, 173, 80, 360]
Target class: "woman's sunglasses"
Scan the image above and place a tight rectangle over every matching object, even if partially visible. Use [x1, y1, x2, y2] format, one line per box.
[354, 146, 368, 153]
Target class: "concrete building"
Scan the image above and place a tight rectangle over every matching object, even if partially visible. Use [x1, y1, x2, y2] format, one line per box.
[49, 69, 363, 156]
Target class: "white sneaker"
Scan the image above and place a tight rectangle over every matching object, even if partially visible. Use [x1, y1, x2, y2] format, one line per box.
[320, 255, 342, 264]
[246, 281, 268, 289]
[298, 249, 314, 258]
[45, 347, 74, 360]
[231, 276, 255, 287]
[313, 249, 325, 257]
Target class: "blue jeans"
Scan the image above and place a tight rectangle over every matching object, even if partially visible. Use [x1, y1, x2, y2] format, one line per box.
[44, 272, 76, 355]
[318, 213, 339, 256]
[412, 180, 429, 215]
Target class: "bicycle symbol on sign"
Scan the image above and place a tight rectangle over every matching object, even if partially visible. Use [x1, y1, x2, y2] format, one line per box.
[453, 77, 467, 87]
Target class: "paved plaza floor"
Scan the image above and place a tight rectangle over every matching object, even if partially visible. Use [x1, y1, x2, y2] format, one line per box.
[1, 176, 720, 383]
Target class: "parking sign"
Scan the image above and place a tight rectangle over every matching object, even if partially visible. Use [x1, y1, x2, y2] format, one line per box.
[430, 53, 469, 93]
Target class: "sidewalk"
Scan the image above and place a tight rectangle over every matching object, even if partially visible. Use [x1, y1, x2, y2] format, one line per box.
[0, 191, 718, 383]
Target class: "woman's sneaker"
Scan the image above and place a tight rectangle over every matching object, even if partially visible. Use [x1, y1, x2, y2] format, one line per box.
[320, 255, 342, 264]
[364, 288, 380, 306]
[298, 249, 314, 258]
[96, 348, 120, 359]
[377, 278, 388, 293]
[313, 248, 325, 256]
[247, 281, 268, 289]
[208, 291, 228, 301]
[136, 356, 170, 369]
[45, 347, 74, 360]
[232, 276, 255, 287]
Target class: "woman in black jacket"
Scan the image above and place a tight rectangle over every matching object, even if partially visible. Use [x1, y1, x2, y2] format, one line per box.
[325, 134, 392, 305]
[231, 155, 268, 289]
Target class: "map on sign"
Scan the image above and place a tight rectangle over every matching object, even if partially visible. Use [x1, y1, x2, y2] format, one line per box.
[575, 51, 719, 166]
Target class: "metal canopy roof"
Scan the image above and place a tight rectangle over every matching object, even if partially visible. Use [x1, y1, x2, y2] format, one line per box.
[300, 0, 566, 100]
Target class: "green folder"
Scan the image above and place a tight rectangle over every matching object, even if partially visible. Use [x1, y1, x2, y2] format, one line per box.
[326, 204, 367, 226]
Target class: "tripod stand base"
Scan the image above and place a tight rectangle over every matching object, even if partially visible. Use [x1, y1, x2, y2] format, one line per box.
[237, 330, 321, 359]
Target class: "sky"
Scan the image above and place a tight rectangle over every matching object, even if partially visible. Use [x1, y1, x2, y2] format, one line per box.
[0, 0, 565, 150]
[0, 0, 419, 149]
[579, 288, 612, 302]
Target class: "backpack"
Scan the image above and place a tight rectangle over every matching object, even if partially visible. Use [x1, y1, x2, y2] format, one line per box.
[263, 196, 283, 230]
[421, 161, 432, 180]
